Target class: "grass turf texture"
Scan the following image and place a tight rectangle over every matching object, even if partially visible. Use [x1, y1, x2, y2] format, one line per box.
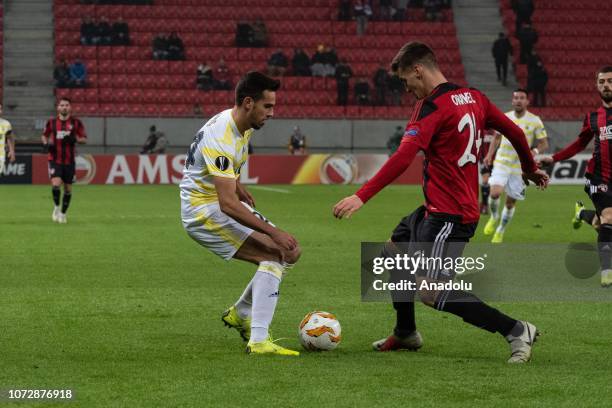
[0, 184, 610, 407]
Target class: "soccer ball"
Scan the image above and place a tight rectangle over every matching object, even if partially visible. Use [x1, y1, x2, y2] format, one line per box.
[298, 311, 342, 351]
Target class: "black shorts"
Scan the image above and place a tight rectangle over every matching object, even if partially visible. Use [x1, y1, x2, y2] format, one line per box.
[585, 179, 612, 216]
[390, 206, 477, 280]
[48, 162, 75, 184]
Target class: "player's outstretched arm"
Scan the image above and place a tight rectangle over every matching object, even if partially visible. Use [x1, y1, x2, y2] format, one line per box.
[7, 132, 16, 163]
[214, 176, 297, 250]
[333, 139, 420, 219]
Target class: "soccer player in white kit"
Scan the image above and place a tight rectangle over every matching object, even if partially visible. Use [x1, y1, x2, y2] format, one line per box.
[0, 103, 15, 176]
[180, 72, 301, 356]
[483, 89, 548, 243]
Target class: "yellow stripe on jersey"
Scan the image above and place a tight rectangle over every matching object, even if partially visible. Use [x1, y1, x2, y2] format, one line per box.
[189, 179, 218, 207]
[194, 211, 242, 249]
[494, 110, 546, 171]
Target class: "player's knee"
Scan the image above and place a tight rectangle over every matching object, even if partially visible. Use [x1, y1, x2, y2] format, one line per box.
[418, 289, 437, 307]
[599, 214, 612, 225]
[284, 244, 302, 265]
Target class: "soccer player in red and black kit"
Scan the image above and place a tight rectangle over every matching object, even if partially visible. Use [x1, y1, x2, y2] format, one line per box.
[539, 66, 612, 288]
[333, 42, 549, 363]
[41, 98, 87, 224]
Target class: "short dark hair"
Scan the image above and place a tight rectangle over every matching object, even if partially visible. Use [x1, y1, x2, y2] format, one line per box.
[235, 71, 280, 106]
[391, 42, 438, 73]
[58, 97, 71, 104]
[513, 88, 529, 96]
[597, 66, 612, 77]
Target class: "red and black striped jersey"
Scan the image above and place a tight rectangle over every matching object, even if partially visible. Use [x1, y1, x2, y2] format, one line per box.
[44, 117, 87, 165]
[356, 82, 537, 224]
[553, 107, 612, 184]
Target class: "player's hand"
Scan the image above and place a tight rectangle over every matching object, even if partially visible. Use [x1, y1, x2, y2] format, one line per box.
[523, 169, 549, 190]
[8, 151, 15, 163]
[333, 194, 364, 219]
[536, 155, 554, 167]
[483, 155, 493, 167]
[270, 229, 298, 251]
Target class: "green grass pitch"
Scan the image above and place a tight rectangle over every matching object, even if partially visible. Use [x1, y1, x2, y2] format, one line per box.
[0, 184, 610, 407]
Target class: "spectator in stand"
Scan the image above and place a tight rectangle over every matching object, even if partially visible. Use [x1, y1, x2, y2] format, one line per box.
[111, 17, 130, 45]
[355, 78, 370, 105]
[354, 0, 372, 36]
[321, 46, 338, 77]
[527, 54, 547, 107]
[80, 17, 97, 45]
[235, 21, 253, 47]
[167, 32, 185, 60]
[141, 126, 167, 154]
[288, 126, 307, 155]
[252, 20, 268, 48]
[424, 0, 442, 21]
[394, 0, 409, 21]
[311, 44, 326, 77]
[492, 32, 513, 86]
[96, 16, 113, 45]
[267, 49, 289, 77]
[152, 33, 169, 60]
[214, 59, 232, 90]
[196, 62, 214, 90]
[54, 60, 71, 88]
[512, 0, 534, 36]
[379, 0, 393, 20]
[338, 0, 352, 21]
[335, 59, 353, 106]
[292, 48, 311, 76]
[388, 73, 404, 106]
[69, 60, 87, 88]
[373, 65, 390, 105]
[517, 23, 538, 64]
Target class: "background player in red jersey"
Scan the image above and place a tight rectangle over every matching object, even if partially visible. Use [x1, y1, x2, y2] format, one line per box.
[539, 66, 612, 287]
[41, 98, 87, 224]
[333, 42, 549, 363]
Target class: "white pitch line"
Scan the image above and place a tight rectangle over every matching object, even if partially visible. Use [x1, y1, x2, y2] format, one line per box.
[248, 186, 291, 194]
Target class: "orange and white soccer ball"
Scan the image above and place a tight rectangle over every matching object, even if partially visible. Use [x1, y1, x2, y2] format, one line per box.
[298, 311, 342, 351]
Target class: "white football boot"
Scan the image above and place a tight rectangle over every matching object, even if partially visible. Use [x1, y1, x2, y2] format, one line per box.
[506, 321, 539, 363]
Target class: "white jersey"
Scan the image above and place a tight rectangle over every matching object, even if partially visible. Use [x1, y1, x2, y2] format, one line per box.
[180, 109, 252, 209]
[494, 110, 547, 174]
[0, 118, 13, 162]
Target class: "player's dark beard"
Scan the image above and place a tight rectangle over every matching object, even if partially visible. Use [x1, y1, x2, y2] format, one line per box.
[599, 90, 612, 103]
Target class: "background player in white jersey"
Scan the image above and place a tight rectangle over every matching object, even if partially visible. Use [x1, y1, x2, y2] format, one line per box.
[180, 71, 301, 356]
[0, 103, 16, 176]
[483, 89, 548, 243]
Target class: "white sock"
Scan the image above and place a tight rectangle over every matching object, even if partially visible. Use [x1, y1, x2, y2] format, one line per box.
[250, 262, 284, 343]
[497, 206, 515, 233]
[234, 279, 253, 320]
[489, 197, 501, 220]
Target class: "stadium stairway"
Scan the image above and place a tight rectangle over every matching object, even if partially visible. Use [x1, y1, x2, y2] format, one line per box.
[453, 0, 516, 110]
[3, 0, 55, 140]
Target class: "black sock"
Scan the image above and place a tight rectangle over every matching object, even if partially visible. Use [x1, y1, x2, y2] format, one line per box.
[481, 184, 490, 206]
[385, 244, 417, 337]
[579, 209, 596, 225]
[62, 192, 72, 214]
[434, 290, 517, 336]
[52, 186, 61, 206]
[597, 223, 612, 270]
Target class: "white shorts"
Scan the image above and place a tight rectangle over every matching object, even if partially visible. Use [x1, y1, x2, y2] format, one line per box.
[490, 164, 526, 201]
[181, 200, 273, 261]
